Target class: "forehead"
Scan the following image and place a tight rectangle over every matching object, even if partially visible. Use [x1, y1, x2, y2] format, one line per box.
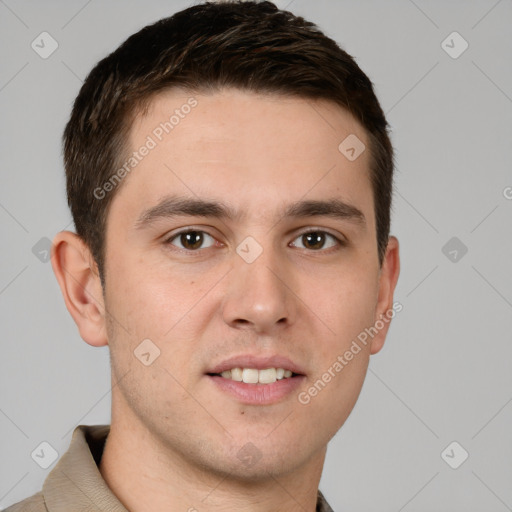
[135, 87, 368, 158]
[110, 88, 374, 228]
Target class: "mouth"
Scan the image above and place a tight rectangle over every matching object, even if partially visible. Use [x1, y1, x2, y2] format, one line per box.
[205, 355, 306, 405]
[206, 367, 300, 384]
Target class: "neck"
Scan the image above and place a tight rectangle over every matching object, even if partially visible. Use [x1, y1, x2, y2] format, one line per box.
[99, 406, 325, 512]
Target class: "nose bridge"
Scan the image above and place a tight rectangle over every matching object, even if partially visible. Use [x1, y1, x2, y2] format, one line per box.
[222, 240, 296, 332]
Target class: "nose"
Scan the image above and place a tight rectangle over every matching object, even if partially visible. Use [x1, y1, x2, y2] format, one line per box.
[221, 247, 297, 334]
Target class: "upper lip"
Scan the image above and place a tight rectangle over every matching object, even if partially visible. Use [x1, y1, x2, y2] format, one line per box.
[207, 354, 306, 375]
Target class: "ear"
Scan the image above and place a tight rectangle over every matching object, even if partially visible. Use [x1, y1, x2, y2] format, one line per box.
[370, 236, 400, 355]
[50, 231, 108, 347]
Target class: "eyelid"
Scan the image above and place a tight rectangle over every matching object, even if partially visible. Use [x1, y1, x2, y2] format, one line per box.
[164, 225, 220, 240]
[301, 226, 344, 236]
[293, 227, 347, 243]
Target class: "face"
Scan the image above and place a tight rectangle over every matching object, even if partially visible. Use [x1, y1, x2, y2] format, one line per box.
[100, 88, 396, 479]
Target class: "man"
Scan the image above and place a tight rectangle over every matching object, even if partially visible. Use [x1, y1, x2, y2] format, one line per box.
[6, 1, 399, 510]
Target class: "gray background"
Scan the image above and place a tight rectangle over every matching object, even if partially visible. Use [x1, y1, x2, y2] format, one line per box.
[1, 0, 511, 510]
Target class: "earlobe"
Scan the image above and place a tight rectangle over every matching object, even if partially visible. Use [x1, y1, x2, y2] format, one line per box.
[370, 236, 400, 355]
[50, 231, 108, 347]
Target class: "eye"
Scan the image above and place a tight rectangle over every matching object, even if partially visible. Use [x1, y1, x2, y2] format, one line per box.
[167, 230, 216, 251]
[291, 231, 342, 251]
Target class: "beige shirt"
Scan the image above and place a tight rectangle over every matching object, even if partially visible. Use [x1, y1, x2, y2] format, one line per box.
[5, 425, 334, 511]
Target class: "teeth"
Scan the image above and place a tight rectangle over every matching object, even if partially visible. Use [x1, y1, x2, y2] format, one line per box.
[258, 368, 276, 384]
[242, 368, 259, 384]
[231, 368, 243, 381]
[218, 367, 294, 384]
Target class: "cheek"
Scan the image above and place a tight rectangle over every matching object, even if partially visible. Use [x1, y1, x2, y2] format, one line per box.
[104, 258, 220, 389]
[309, 264, 379, 346]
[106, 254, 201, 337]
[301, 323, 372, 441]
[299, 262, 377, 425]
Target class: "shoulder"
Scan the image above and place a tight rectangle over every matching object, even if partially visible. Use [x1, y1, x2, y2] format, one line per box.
[3, 492, 47, 512]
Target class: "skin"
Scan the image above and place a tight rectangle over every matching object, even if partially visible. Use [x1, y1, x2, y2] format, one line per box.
[52, 88, 400, 512]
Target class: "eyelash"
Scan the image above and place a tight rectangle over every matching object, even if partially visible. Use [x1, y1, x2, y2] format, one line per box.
[164, 228, 346, 254]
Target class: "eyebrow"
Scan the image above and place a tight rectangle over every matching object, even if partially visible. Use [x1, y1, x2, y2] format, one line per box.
[134, 195, 366, 230]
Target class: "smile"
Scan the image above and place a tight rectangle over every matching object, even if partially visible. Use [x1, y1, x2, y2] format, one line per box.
[212, 367, 295, 384]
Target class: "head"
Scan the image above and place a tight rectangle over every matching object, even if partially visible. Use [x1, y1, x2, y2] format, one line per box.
[62, 0, 394, 287]
[52, 1, 399, 482]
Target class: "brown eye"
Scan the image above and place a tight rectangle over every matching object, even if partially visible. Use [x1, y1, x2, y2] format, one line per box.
[304, 232, 325, 249]
[168, 230, 215, 250]
[292, 231, 340, 251]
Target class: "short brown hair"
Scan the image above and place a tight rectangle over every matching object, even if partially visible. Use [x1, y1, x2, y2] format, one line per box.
[63, 0, 394, 287]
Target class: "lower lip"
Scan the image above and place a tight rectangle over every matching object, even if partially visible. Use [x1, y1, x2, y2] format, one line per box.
[207, 375, 306, 405]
